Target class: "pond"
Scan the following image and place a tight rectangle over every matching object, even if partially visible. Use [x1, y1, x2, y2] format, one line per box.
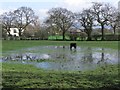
[2, 45, 118, 71]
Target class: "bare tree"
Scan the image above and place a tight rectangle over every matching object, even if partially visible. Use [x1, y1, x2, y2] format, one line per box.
[14, 7, 37, 37]
[34, 24, 49, 40]
[46, 7, 75, 40]
[107, 6, 118, 35]
[0, 11, 16, 36]
[92, 2, 112, 40]
[23, 16, 41, 38]
[117, 10, 120, 34]
[23, 25, 35, 38]
[76, 9, 94, 41]
[33, 16, 41, 32]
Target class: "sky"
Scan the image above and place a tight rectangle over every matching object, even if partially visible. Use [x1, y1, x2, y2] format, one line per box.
[0, 0, 120, 22]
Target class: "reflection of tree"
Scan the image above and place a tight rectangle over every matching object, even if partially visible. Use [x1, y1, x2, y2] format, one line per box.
[97, 48, 106, 65]
[55, 52, 66, 60]
[101, 48, 104, 61]
[81, 47, 93, 63]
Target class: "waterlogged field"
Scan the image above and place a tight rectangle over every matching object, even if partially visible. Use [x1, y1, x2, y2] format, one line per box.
[1, 40, 120, 89]
[2, 46, 118, 71]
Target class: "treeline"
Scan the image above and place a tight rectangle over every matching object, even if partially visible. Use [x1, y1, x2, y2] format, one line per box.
[0, 2, 120, 41]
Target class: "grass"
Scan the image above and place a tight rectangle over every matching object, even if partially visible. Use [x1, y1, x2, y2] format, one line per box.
[2, 62, 120, 89]
[76, 41, 119, 49]
[0, 40, 2, 57]
[2, 40, 119, 89]
[2, 40, 119, 52]
[48, 35, 70, 40]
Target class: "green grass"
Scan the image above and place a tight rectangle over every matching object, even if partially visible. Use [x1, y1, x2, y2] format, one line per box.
[0, 40, 2, 57]
[2, 40, 119, 52]
[48, 35, 70, 40]
[2, 62, 119, 89]
[2, 40, 119, 89]
[76, 41, 119, 50]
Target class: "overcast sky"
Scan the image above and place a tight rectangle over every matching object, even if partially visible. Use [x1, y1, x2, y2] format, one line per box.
[0, 0, 120, 22]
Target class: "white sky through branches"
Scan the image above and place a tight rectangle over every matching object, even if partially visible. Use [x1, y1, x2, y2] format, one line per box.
[0, 0, 119, 22]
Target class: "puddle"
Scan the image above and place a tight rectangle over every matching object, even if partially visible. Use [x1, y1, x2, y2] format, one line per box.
[2, 46, 119, 71]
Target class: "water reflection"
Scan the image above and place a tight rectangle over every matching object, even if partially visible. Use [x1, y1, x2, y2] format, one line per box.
[97, 48, 105, 65]
[81, 47, 93, 64]
[2, 46, 118, 71]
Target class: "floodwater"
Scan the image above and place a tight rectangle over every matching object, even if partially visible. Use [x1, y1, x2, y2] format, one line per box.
[2, 46, 119, 71]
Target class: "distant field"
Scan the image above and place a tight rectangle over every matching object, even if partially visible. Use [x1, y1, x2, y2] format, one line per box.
[2, 40, 119, 52]
[48, 35, 70, 40]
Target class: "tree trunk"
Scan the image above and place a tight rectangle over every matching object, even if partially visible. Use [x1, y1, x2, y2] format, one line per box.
[7, 28, 11, 36]
[87, 33, 92, 41]
[101, 25, 104, 41]
[86, 30, 92, 41]
[19, 29, 22, 37]
[7, 31, 11, 36]
[113, 26, 116, 35]
[62, 31, 65, 41]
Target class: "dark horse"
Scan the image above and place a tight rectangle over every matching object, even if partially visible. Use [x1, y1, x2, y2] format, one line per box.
[70, 43, 76, 50]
